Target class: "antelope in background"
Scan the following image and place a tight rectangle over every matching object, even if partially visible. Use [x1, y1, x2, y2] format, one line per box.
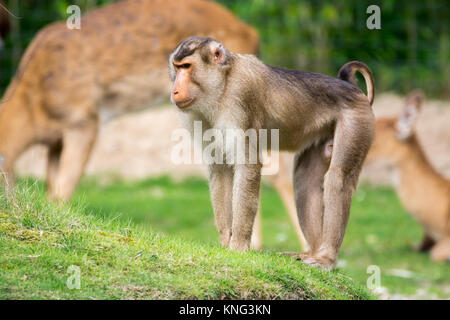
[365, 91, 450, 262]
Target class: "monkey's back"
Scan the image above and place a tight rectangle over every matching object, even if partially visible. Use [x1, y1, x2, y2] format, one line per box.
[267, 66, 366, 110]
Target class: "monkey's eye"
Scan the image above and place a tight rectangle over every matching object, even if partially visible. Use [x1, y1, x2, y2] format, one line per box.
[176, 63, 191, 69]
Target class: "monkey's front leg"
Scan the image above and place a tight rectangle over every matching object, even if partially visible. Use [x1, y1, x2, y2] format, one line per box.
[229, 163, 262, 251]
[208, 164, 234, 247]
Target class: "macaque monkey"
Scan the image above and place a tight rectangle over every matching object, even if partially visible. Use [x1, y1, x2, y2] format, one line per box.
[169, 37, 375, 269]
[0, 0, 259, 200]
[365, 91, 450, 262]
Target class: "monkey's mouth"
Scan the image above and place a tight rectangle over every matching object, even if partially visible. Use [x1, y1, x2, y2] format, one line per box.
[175, 98, 195, 108]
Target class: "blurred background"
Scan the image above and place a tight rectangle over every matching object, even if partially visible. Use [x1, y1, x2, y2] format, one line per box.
[0, 0, 449, 299]
[0, 0, 449, 97]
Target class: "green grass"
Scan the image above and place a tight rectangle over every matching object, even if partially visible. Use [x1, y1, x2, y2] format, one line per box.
[75, 176, 450, 299]
[344, 186, 450, 299]
[0, 178, 371, 300]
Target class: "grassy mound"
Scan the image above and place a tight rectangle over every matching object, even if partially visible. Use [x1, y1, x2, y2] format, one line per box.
[0, 183, 370, 300]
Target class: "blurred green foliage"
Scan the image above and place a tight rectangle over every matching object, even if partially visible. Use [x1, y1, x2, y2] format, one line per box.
[218, 0, 449, 98]
[0, 0, 449, 98]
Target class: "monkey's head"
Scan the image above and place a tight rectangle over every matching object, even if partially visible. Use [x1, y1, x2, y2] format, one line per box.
[366, 90, 425, 164]
[169, 37, 232, 110]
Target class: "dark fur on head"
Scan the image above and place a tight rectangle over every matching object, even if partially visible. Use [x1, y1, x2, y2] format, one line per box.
[172, 37, 232, 65]
[173, 37, 212, 62]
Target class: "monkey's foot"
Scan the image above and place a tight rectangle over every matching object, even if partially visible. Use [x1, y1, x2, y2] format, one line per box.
[219, 231, 232, 248]
[278, 251, 300, 257]
[293, 252, 337, 271]
[229, 237, 250, 251]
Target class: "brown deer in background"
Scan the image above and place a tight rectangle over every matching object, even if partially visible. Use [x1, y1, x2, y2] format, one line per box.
[365, 90, 450, 262]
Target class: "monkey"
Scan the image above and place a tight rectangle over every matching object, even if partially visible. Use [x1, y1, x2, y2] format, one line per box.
[0, 0, 259, 200]
[169, 37, 375, 270]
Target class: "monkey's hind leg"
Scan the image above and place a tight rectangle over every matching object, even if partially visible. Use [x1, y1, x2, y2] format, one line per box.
[292, 140, 332, 264]
[316, 112, 374, 270]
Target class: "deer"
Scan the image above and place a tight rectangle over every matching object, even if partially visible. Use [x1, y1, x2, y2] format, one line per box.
[364, 90, 450, 262]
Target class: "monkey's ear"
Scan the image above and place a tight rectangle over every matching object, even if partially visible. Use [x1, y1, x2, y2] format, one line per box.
[211, 45, 226, 64]
[395, 91, 424, 141]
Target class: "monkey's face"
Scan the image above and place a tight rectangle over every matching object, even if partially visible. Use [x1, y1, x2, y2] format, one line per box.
[169, 38, 231, 110]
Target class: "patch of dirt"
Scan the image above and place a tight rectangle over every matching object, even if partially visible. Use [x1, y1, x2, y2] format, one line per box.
[15, 93, 450, 186]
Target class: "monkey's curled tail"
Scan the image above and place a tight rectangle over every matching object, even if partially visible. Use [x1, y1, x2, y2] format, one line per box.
[338, 61, 374, 106]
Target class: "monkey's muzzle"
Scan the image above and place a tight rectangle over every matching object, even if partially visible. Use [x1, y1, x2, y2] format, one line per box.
[174, 98, 195, 109]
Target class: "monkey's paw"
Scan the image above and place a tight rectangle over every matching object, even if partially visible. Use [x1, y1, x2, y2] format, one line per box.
[293, 252, 336, 271]
[229, 238, 250, 252]
[219, 231, 232, 248]
[278, 251, 300, 257]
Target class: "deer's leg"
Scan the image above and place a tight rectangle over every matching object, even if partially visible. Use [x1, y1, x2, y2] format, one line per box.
[50, 119, 97, 201]
[46, 140, 63, 196]
[0, 122, 35, 194]
[267, 152, 310, 251]
[250, 208, 263, 250]
[417, 233, 436, 252]
[430, 237, 450, 262]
